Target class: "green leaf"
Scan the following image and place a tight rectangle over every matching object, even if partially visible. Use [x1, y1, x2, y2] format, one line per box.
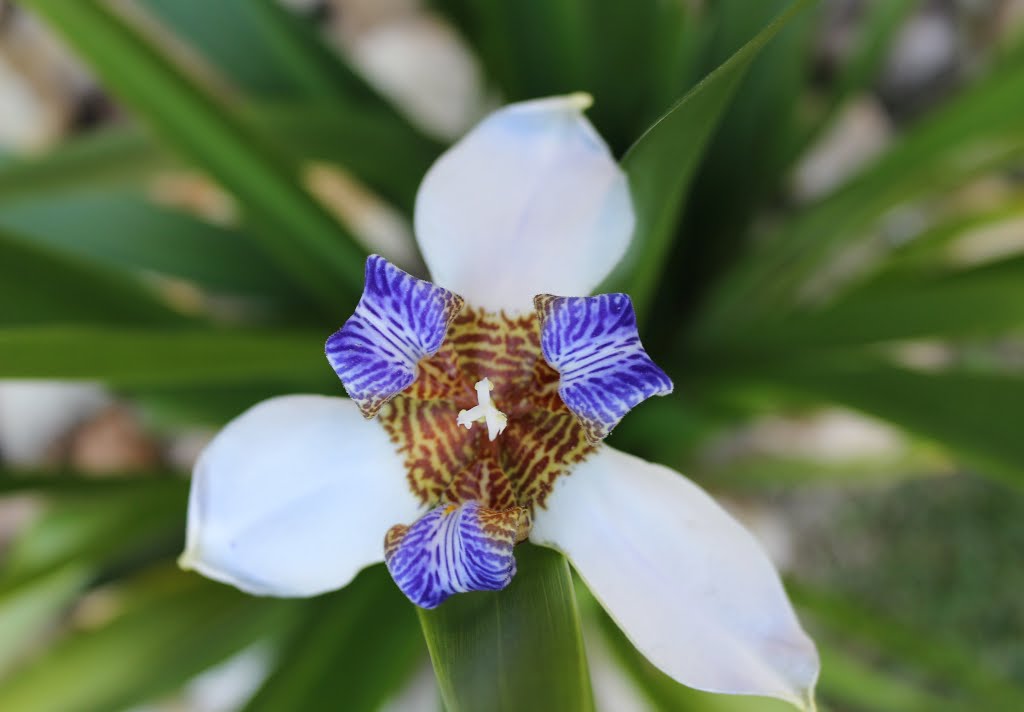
[139, 0, 391, 107]
[244, 566, 424, 712]
[134, 382, 326, 427]
[432, 0, 589, 104]
[680, 0, 815, 290]
[0, 568, 300, 712]
[0, 102, 441, 219]
[0, 326, 333, 387]
[0, 125, 160, 200]
[435, 0, 701, 152]
[578, 0, 700, 151]
[707, 259, 1024, 351]
[716, 359, 1024, 486]
[418, 544, 594, 712]
[0, 228, 186, 326]
[1, 479, 187, 584]
[815, 641, 966, 712]
[599, 0, 815, 321]
[254, 104, 442, 215]
[0, 191, 299, 301]
[0, 565, 89, 677]
[698, 57, 1024, 339]
[136, 0, 441, 212]
[0, 471, 181, 495]
[791, 582, 1024, 710]
[24, 0, 367, 310]
[786, 0, 916, 161]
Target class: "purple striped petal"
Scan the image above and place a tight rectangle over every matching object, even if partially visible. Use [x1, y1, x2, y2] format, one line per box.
[384, 502, 524, 609]
[326, 255, 464, 418]
[535, 293, 673, 443]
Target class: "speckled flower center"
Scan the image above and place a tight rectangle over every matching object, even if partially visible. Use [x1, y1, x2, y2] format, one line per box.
[377, 307, 595, 512]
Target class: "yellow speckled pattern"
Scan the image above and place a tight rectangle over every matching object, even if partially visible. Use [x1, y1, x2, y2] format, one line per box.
[378, 307, 595, 512]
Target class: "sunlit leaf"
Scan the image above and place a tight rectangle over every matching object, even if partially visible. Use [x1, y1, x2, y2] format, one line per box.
[0, 327, 332, 387]
[1, 480, 187, 584]
[23, 0, 367, 309]
[0, 565, 88, 677]
[0, 568, 299, 712]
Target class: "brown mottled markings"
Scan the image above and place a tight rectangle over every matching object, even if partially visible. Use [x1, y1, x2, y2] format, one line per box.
[377, 307, 595, 513]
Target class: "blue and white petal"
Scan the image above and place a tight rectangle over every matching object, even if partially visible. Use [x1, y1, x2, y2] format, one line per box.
[531, 447, 820, 711]
[326, 255, 464, 418]
[535, 293, 672, 442]
[415, 94, 634, 314]
[180, 395, 424, 597]
[384, 502, 524, 609]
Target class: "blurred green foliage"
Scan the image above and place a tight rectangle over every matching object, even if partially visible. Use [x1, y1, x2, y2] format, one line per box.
[2, 0, 1023, 709]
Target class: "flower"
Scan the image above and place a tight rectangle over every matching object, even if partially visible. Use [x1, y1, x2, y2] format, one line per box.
[180, 94, 819, 710]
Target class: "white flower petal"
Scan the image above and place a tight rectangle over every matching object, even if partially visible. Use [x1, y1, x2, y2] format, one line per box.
[181, 395, 423, 597]
[530, 447, 819, 710]
[415, 94, 634, 313]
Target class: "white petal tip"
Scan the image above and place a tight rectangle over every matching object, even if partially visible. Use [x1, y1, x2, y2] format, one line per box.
[800, 688, 819, 712]
[565, 92, 593, 111]
[531, 447, 821, 711]
[177, 550, 195, 571]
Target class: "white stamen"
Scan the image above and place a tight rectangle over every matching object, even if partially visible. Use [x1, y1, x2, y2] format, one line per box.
[456, 378, 508, 441]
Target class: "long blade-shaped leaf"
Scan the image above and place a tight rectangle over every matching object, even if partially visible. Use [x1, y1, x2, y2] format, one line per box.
[714, 359, 1024, 486]
[0, 103, 441, 217]
[0, 565, 89, 678]
[0, 228, 186, 325]
[418, 544, 594, 712]
[0, 569, 299, 712]
[791, 582, 1024, 710]
[599, 0, 814, 320]
[432, 0, 589, 104]
[24, 0, 366, 309]
[244, 567, 424, 712]
[701, 259, 1024, 351]
[1, 479, 187, 584]
[0, 326, 331, 387]
[0, 125, 160, 199]
[0, 191, 298, 301]
[699, 58, 1024, 337]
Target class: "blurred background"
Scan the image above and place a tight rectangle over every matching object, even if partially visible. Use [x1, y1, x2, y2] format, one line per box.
[1, 0, 1023, 710]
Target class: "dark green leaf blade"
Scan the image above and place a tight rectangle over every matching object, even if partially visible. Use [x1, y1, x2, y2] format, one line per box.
[698, 57, 1024, 338]
[704, 259, 1024, 351]
[244, 566, 424, 712]
[599, 0, 815, 320]
[418, 544, 594, 712]
[0, 191, 299, 300]
[0, 228, 187, 325]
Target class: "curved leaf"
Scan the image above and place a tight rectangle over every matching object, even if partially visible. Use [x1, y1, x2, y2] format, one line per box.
[23, 0, 366, 309]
